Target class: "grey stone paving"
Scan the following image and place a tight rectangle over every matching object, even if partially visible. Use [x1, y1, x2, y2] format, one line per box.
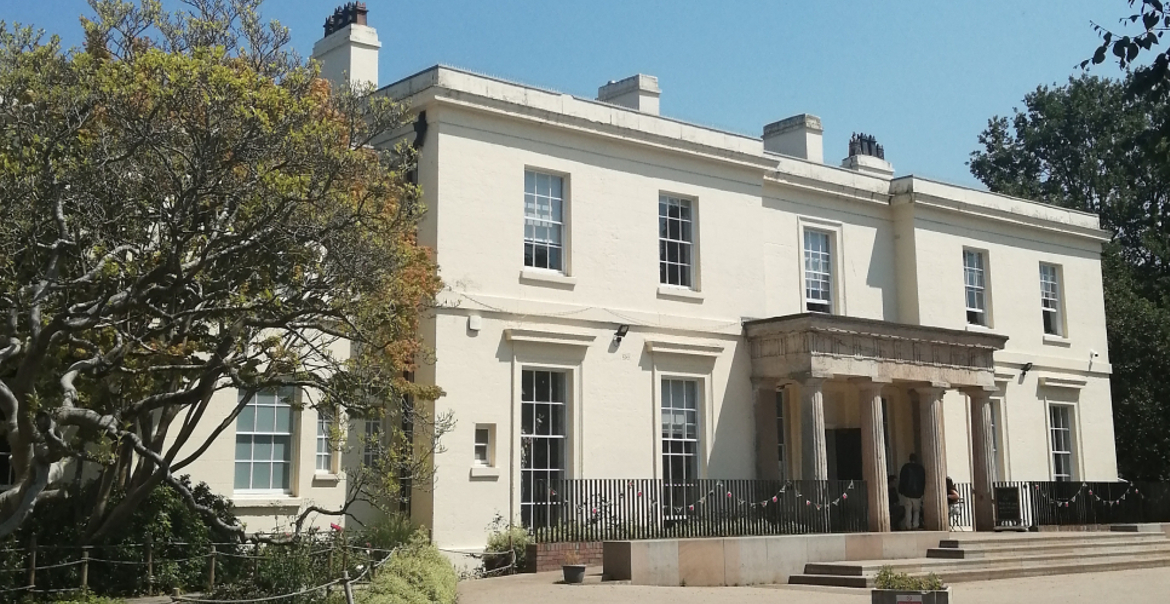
[458, 566, 1170, 603]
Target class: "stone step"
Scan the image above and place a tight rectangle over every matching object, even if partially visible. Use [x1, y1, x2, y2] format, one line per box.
[805, 543, 1170, 576]
[928, 538, 1170, 559]
[938, 531, 1168, 549]
[792, 551, 1170, 588]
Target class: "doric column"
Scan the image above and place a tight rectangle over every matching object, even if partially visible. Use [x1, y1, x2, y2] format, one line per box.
[915, 385, 948, 531]
[858, 381, 891, 532]
[753, 378, 781, 480]
[966, 387, 997, 531]
[801, 377, 828, 481]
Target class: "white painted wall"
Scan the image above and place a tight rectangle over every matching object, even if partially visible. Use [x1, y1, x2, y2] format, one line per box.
[175, 53, 1119, 547]
[387, 67, 1117, 549]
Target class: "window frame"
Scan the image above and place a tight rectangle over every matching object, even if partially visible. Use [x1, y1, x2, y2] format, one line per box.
[775, 389, 787, 481]
[797, 219, 844, 315]
[362, 418, 382, 469]
[520, 368, 569, 529]
[473, 424, 496, 468]
[234, 388, 298, 495]
[963, 248, 991, 327]
[523, 169, 568, 274]
[1049, 404, 1075, 482]
[658, 194, 697, 289]
[315, 410, 337, 474]
[1039, 263, 1065, 337]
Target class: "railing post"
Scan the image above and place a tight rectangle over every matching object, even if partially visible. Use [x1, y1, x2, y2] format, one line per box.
[146, 536, 154, 595]
[208, 544, 216, 591]
[27, 533, 36, 591]
[81, 547, 89, 592]
[342, 570, 355, 604]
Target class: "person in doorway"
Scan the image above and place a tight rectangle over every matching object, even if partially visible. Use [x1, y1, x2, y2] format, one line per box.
[898, 453, 926, 529]
[888, 474, 905, 529]
[946, 477, 960, 506]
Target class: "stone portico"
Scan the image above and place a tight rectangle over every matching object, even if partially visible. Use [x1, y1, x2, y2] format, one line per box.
[745, 314, 1008, 532]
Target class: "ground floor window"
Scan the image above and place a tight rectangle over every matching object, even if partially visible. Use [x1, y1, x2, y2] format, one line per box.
[234, 388, 295, 492]
[1049, 405, 1074, 482]
[775, 389, 786, 480]
[662, 378, 700, 513]
[521, 369, 566, 528]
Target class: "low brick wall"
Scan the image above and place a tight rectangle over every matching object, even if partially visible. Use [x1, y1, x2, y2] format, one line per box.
[524, 542, 604, 573]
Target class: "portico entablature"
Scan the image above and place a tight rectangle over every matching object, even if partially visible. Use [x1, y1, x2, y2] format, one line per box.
[744, 313, 1008, 389]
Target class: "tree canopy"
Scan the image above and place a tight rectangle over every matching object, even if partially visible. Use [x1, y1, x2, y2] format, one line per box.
[970, 74, 1170, 480]
[0, 0, 444, 541]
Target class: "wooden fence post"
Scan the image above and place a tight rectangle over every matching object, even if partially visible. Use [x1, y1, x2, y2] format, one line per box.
[27, 534, 36, 591]
[207, 544, 216, 591]
[81, 548, 89, 592]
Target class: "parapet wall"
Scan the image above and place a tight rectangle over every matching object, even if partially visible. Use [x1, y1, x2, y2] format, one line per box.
[603, 532, 946, 586]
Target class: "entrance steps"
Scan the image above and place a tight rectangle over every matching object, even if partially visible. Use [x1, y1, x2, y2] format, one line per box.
[789, 530, 1170, 588]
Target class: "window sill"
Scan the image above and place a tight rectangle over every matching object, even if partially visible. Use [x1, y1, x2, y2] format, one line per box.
[657, 285, 704, 302]
[469, 466, 500, 480]
[519, 269, 576, 289]
[232, 495, 302, 510]
[965, 323, 996, 333]
[1042, 334, 1071, 347]
[311, 473, 342, 486]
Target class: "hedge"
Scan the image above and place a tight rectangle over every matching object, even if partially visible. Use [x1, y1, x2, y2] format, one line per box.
[359, 531, 457, 604]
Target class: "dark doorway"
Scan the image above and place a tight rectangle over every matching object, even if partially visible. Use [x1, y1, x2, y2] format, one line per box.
[831, 428, 864, 481]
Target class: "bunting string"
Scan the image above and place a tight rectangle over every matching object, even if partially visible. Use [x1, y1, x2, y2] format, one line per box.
[545, 479, 857, 517]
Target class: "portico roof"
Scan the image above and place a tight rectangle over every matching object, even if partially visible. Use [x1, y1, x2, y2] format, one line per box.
[743, 314, 1008, 389]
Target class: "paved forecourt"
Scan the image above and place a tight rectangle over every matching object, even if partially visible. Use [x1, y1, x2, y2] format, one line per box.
[458, 566, 1170, 604]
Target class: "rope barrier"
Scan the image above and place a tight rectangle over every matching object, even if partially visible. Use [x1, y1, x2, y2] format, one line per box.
[172, 579, 342, 604]
[0, 584, 32, 595]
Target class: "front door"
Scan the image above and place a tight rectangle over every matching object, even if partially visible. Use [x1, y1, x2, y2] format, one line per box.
[832, 428, 864, 481]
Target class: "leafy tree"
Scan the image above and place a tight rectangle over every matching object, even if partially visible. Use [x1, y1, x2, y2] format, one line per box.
[970, 74, 1170, 479]
[0, 0, 447, 541]
[1086, 0, 1170, 88]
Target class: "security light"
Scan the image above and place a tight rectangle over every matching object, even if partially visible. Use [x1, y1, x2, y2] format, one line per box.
[613, 324, 630, 344]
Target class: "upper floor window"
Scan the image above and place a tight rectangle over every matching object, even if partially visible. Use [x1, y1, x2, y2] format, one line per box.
[964, 250, 988, 326]
[235, 388, 295, 493]
[524, 170, 565, 272]
[1040, 263, 1063, 336]
[804, 230, 833, 313]
[659, 195, 694, 288]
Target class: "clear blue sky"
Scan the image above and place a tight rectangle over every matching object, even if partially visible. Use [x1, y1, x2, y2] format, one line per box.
[4, 0, 1127, 186]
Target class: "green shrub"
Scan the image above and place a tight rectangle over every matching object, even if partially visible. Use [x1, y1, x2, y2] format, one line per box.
[360, 531, 456, 604]
[48, 597, 127, 604]
[363, 513, 417, 551]
[874, 566, 945, 591]
[482, 519, 530, 574]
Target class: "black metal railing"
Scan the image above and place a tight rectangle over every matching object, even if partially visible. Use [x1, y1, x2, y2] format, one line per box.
[528, 478, 868, 542]
[993, 481, 1170, 528]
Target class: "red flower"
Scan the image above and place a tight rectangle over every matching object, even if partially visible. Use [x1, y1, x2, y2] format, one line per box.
[330, 523, 342, 531]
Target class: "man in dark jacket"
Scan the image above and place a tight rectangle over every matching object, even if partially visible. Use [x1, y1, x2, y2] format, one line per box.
[898, 453, 926, 529]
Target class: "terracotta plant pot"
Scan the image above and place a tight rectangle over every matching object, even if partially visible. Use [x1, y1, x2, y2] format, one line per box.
[562, 564, 586, 584]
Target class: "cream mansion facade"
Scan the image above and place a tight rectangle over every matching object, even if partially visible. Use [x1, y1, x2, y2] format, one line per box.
[154, 6, 1118, 549]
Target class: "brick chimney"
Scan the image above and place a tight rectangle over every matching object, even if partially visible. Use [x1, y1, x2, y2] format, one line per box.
[311, 2, 381, 89]
[597, 74, 661, 115]
[762, 114, 824, 163]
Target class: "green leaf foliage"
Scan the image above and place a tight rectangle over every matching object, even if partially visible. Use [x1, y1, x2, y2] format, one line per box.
[873, 566, 945, 591]
[971, 74, 1170, 480]
[360, 531, 457, 604]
